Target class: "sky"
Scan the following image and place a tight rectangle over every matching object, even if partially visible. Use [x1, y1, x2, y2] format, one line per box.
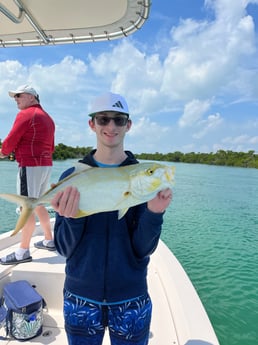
[1, 0, 258, 154]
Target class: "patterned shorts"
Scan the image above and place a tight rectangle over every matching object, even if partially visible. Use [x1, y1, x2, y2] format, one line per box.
[63, 290, 152, 345]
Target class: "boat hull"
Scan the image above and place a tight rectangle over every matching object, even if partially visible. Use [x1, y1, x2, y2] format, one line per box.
[0, 220, 219, 344]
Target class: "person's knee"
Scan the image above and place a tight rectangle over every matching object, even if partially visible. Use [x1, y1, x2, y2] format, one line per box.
[34, 205, 48, 216]
[108, 295, 152, 344]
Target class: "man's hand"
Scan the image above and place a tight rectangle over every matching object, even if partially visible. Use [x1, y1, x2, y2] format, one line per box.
[147, 188, 173, 214]
[51, 186, 80, 218]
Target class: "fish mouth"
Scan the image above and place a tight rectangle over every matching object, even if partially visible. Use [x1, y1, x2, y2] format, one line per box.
[165, 167, 175, 182]
[155, 166, 175, 184]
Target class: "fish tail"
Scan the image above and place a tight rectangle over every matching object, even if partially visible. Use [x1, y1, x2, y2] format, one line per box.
[0, 194, 36, 236]
[11, 205, 35, 237]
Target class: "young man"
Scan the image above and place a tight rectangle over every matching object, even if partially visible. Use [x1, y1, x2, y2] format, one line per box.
[50, 92, 172, 345]
[0, 84, 55, 265]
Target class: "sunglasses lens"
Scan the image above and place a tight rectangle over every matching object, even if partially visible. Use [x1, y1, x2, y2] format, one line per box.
[95, 116, 109, 126]
[114, 117, 128, 126]
[95, 116, 128, 126]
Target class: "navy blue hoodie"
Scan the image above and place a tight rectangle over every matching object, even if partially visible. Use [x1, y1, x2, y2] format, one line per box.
[54, 150, 164, 303]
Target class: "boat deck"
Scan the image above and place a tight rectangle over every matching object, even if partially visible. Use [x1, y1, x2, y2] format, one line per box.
[0, 223, 219, 345]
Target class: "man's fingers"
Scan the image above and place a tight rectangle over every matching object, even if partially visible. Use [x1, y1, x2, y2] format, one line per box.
[51, 186, 80, 217]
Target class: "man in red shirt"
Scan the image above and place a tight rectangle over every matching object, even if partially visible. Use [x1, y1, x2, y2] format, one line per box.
[0, 84, 55, 264]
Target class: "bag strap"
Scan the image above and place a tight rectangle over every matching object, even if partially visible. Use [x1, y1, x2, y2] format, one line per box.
[0, 303, 8, 340]
[42, 298, 47, 309]
[0, 295, 7, 325]
[0, 293, 13, 340]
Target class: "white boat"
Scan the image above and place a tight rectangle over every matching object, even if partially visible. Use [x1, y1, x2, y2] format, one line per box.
[0, 219, 220, 345]
[0, 1, 220, 344]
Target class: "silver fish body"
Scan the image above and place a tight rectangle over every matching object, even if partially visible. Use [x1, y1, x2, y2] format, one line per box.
[0, 162, 175, 236]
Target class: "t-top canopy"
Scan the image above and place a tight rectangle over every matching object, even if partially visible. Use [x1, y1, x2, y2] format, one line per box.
[0, 0, 151, 47]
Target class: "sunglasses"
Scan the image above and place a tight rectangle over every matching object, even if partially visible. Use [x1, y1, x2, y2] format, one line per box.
[94, 115, 129, 127]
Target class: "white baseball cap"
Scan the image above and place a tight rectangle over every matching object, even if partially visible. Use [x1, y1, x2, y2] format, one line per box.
[8, 84, 39, 98]
[88, 92, 129, 117]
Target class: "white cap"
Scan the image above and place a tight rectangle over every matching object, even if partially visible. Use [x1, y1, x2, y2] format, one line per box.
[8, 84, 39, 98]
[88, 92, 129, 117]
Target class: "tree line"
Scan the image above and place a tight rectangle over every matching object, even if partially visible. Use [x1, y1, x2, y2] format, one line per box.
[1, 141, 258, 169]
[135, 150, 258, 168]
[52, 144, 258, 169]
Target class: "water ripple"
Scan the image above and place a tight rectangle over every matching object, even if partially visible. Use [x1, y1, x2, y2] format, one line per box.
[162, 163, 258, 345]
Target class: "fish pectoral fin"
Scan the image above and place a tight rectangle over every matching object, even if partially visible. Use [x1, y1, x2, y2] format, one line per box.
[118, 208, 129, 220]
[74, 209, 90, 218]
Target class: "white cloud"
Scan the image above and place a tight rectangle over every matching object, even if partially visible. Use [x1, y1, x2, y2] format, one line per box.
[160, 0, 257, 104]
[222, 134, 258, 145]
[193, 113, 223, 139]
[1, 0, 258, 153]
[89, 40, 165, 116]
[178, 99, 211, 127]
[127, 117, 171, 153]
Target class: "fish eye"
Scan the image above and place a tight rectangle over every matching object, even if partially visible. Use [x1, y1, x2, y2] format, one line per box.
[146, 168, 154, 176]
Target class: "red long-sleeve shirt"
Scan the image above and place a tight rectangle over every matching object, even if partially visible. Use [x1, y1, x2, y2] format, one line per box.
[2, 104, 55, 167]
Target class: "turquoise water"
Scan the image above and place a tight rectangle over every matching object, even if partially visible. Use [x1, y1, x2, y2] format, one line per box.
[162, 163, 258, 345]
[0, 159, 258, 345]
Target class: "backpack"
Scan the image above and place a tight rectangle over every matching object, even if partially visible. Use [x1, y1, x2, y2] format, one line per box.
[0, 280, 45, 341]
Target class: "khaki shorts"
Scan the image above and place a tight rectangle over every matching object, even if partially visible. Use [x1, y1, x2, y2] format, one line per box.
[17, 166, 52, 198]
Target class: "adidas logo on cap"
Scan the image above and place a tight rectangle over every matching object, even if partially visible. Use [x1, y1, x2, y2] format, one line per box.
[112, 101, 124, 110]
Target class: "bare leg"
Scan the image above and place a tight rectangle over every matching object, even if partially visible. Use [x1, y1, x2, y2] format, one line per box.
[20, 205, 52, 249]
[19, 213, 36, 249]
[34, 205, 53, 241]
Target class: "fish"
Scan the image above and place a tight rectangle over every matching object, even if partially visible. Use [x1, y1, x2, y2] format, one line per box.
[0, 162, 175, 236]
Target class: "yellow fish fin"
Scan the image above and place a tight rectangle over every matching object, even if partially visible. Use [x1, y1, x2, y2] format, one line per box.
[118, 208, 129, 219]
[0, 193, 36, 237]
[74, 209, 91, 218]
[73, 163, 92, 173]
[113, 190, 132, 220]
[44, 164, 93, 196]
[11, 206, 34, 236]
